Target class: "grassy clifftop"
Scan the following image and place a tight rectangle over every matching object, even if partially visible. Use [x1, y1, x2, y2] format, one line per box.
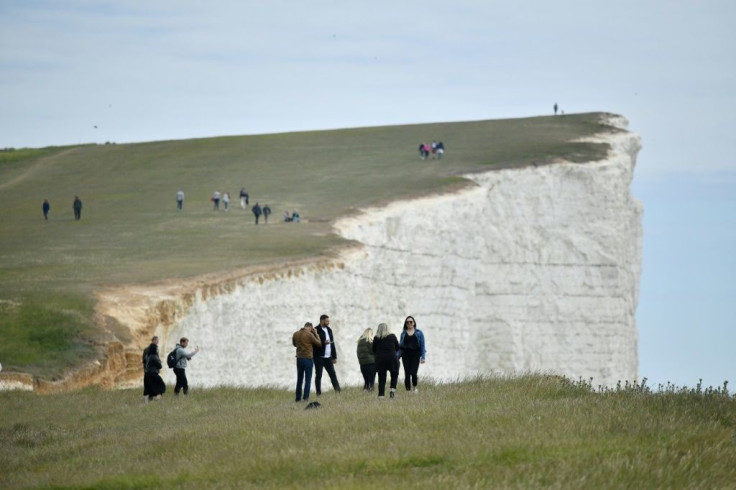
[1, 375, 734, 488]
[0, 113, 613, 377]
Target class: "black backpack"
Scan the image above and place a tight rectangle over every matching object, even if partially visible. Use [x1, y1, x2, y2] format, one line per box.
[166, 348, 179, 369]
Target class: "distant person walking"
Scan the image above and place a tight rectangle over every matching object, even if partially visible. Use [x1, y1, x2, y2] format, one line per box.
[554, 103, 558, 115]
[314, 314, 341, 395]
[176, 189, 184, 211]
[73, 196, 82, 220]
[372, 323, 399, 399]
[143, 343, 166, 402]
[42, 199, 50, 220]
[173, 337, 200, 396]
[223, 192, 230, 211]
[212, 191, 221, 211]
[239, 187, 249, 209]
[437, 141, 445, 159]
[398, 315, 426, 393]
[252, 202, 262, 224]
[292, 321, 322, 402]
[263, 204, 271, 223]
[356, 328, 376, 391]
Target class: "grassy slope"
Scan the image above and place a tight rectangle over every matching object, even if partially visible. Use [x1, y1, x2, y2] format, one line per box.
[0, 114, 611, 376]
[1, 376, 735, 489]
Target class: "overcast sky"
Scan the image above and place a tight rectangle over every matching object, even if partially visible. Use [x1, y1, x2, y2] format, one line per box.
[1, 0, 734, 388]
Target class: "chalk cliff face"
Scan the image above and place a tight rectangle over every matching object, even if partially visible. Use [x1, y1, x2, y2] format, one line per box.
[162, 116, 642, 389]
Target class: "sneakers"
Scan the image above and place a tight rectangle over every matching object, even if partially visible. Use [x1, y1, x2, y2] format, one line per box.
[390, 390, 395, 399]
[378, 395, 385, 399]
[413, 388, 418, 393]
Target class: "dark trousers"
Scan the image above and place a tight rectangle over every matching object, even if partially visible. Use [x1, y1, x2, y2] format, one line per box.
[376, 358, 398, 397]
[360, 363, 376, 391]
[402, 350, 421, 390]
[295, 358, 314, 401]
[174, 367, 188, 395]
[314, 356, 340, 394]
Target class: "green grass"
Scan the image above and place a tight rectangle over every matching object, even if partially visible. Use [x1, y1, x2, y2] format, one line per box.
[0, 113, 613, 376]
[1, 375, 735, 488]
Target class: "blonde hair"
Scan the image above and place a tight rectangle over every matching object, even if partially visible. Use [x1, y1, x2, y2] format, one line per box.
[375, 323, 391, 339]
[357, 328, 374, 343]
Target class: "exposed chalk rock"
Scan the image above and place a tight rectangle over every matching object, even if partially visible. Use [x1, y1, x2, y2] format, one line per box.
[163, 116, 642, 389]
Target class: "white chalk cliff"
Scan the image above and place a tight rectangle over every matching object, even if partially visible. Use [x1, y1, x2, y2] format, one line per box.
[159, 116, 642, 390]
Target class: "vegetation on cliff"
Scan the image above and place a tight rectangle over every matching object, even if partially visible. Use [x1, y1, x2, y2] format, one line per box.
[0, 114, 611, 378]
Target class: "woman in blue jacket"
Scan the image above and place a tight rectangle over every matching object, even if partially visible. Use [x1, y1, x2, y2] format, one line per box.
[398, 315, 426, 393]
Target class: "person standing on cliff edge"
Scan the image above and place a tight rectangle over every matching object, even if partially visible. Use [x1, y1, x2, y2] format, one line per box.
[314, 314, 341, 395]
[173, 337, 199, 396]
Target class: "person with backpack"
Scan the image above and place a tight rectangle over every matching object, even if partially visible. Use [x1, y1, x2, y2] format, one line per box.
[143, 343, 166, 402]
[170, 337, 200, 396]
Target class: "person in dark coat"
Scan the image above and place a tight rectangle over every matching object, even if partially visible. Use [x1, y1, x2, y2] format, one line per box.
[263, 204, 271, 224]
[356, 328, 376, 391]
[73, 196, 82, 220]
[252, 202, 262, 225]
[372, 322, 400, 399]
[143, 343, 166, 402]
[42, 199, 50, 220]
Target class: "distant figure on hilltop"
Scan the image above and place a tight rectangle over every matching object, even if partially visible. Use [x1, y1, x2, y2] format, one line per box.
[252, 202, 262, 224]
[223, 192, 230, 211]
[42, 199, 50, 220]
[176, 189, 184, 211]
[418, 143, 427, 160]
[437, 141, 445, 159]
[263, 204, 271, 223]
[239, 187, 249, 209]
[212, 191, 221, 211]
[73, 196, 82, 220]
[554, 102, 559, 115]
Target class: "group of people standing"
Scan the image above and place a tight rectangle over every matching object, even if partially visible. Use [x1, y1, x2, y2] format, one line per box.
[418, 140, 445, 160]
[40, 196, 83, 220]
[141, 335, 200, 402]
[175, 187, 273, 224]
[293, 314, 427, 402]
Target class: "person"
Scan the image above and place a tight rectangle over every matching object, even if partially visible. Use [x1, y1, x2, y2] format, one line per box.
[398, 316, 426, 393]
[554, 102, 558, 115]
[176, 189, 184, 211]
[143, 343, 166, 402]
[418, 143, 426, 160]
[252, 202, 262, 224]
[437, 141, 445, 159]
[73, 196, 82, 220]
[42, 199, 50, 220]
[239, 187, 249, 208]
[263, 204, 271, 223]
[356, 328, 376, 391]
[292, 321, 322, 402]
[212, 191, 221, 211]
[314, 314, 341, 395]
[284, 210, 292, 222]
[291, 210, 300, 223]
[173, 337, 200, 396]
[141, 335, 159, 401]
[372, 323, 399, 399]
[223, 192, 230, 211]
[431, 140, 438, 159]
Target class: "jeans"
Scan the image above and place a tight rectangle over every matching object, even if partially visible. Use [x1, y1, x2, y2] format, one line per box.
[314, 357, 341, 394]
[402, 350, 421, 390]
[360, 363, 376, 390]
[174, 367, 188, 395]
[295, 358, 314, 401]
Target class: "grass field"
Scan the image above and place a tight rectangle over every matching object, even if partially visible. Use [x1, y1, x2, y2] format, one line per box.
[1, 375, 735, 488]
[0, 113, 612, 378]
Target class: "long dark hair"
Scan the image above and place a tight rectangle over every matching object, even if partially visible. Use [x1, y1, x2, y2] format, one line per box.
[403, 316, 417, 330]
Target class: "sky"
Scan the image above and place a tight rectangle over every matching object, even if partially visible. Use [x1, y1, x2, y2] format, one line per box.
[1, 0, 734, 389]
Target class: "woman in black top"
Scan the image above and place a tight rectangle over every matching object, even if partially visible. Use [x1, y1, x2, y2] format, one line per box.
[372, 323, 400, 399]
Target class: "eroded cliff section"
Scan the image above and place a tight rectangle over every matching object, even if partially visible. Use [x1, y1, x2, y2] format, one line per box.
[1, 115, 642, 392]
[161, 115, 642, 389]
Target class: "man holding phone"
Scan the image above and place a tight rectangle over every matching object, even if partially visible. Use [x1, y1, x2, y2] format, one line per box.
[314, 314, 341, 395]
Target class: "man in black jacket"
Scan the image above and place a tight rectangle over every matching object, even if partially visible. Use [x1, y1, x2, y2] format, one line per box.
[314, 314, 341, 395]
